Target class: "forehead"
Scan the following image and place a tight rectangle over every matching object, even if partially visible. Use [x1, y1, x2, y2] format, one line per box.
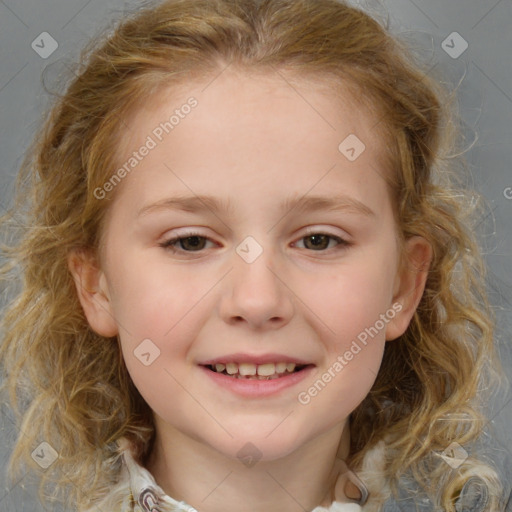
[108, 68, 392, 214]
[120, 66, 388, 161]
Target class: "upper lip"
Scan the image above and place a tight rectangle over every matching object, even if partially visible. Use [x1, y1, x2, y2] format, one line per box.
[199, 353, 313, 366]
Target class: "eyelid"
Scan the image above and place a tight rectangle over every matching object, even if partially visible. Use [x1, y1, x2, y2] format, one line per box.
[300, 226, 348, 237]
[163, 228, 208, 239]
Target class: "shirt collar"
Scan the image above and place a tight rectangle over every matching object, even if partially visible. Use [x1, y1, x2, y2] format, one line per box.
[117, 437, 367, 512]
[118, 437, 197, 512]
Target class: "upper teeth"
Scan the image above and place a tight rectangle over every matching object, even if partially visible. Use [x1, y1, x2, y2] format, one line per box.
[214, 362, 297, 376]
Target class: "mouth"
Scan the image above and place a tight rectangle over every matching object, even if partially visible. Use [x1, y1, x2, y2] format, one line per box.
[199, 356, 316, 397]
[201, 362, 312, 380]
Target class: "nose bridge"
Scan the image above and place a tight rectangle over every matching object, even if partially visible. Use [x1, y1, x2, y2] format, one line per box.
[219, 235, 294, 328]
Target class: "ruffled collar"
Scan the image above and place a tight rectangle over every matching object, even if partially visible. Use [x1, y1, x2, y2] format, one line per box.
[116, 437, 369, 512]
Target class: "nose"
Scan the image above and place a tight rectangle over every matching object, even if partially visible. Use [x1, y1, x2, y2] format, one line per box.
[218, 242, 294, 330]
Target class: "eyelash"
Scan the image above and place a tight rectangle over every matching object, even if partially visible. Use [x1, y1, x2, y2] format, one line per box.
[158, 229, 351, 254]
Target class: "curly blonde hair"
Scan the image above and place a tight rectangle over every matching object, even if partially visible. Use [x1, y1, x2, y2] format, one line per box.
[0, 0, 506, 510]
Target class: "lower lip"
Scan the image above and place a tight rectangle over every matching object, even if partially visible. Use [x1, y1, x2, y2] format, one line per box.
[199, 365, 315, 398]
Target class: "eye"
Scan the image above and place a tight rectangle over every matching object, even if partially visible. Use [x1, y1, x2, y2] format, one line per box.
[293, 232, 350, 251]
[158, 230, 350, 254]
[159, 232, 216, 253]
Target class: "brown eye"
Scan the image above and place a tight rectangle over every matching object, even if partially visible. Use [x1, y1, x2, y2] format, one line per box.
[296, 233, 348, 251]
[160, 234, 213, 252]
[303, 234, 331, 250]
[178, 236, 207, 251]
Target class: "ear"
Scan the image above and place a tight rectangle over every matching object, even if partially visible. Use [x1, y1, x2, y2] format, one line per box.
[385, 236, 432, 341]
[67, 248, 119, 338]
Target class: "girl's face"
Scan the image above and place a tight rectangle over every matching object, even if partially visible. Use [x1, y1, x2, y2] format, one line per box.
[72, 69, 430, 462]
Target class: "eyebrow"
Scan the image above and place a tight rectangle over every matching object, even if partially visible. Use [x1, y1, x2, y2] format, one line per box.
[136, 194, 375, 218]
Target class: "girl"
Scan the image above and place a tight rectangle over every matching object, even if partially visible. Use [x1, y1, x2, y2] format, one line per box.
[0, 0, 509, 511]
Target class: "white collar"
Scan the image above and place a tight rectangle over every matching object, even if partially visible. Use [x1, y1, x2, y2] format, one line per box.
[108, 437, 368, 512]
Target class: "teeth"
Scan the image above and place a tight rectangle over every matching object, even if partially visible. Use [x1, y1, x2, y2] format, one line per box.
[286, 363, 296, 372]
[210, 361, 302, 378]
[275, 362, 287, 373]
[257, 363, 275, 376]
[226, 363, 238, 375]
[239, 363, 256, 376]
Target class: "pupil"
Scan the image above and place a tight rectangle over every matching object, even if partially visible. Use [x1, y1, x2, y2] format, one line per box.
[306, 234, 328, 250]
[182, 236, 205, 251]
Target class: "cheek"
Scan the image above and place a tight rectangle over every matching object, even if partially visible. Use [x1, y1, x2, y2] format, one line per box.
[107, 255, 208, 339]
[106, 266, 206, 401]
[295, 251, 395, 412]
[297, 339, 384, 431]
[307, 260, 396, 343]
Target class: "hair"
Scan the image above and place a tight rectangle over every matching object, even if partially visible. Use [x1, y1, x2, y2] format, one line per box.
[0, 0, 507, 510]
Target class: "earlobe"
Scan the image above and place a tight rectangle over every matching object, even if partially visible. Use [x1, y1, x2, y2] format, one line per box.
[67, 248, 119, 337]
[385, 236, 432, 341]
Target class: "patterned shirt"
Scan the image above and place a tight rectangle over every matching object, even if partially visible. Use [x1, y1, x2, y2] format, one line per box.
[84, 433, 509, 511]
[84, 436, 368, 512]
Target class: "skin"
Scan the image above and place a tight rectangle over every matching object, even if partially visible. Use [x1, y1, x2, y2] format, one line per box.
[69, 67, 431, 512]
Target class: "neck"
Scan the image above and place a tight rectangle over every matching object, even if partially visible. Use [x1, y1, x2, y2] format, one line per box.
[145, 420, 352, 512]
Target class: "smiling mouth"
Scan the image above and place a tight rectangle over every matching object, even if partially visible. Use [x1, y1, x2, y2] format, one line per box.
[203, 362, 310, 380]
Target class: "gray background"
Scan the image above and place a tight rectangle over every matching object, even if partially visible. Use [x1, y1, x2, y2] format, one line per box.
[0, 0, 511, 510]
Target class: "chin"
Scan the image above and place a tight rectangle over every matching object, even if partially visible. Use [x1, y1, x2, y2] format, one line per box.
[207, 425, 307, 463]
